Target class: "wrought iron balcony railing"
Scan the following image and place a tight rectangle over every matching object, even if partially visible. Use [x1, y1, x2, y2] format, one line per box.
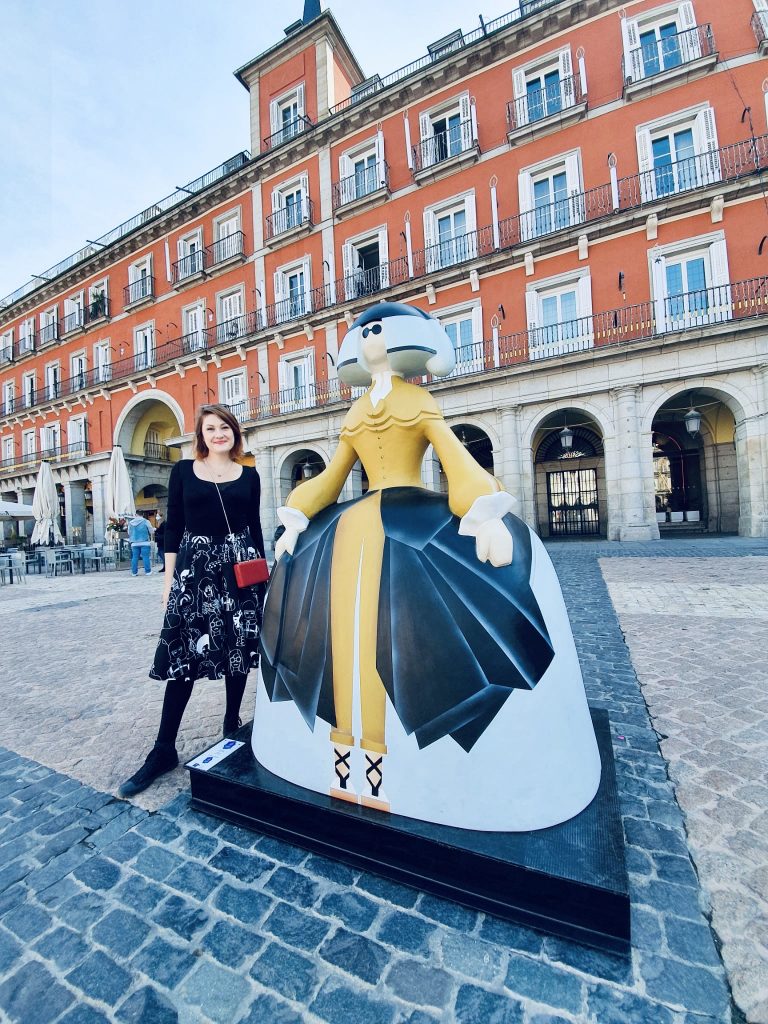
[143, 442, 170, 461]
[752, 10, 768, 47]
[39, 321, 59, 346]
[208, 310, 262, 346]
[124, 277, 155, 307]
[205, 231, 246, 267]
[0, 440, 92, 476]
[262, 115, 314, 153]
[622, 24, 715, 85]
[412, 119, 476, 173]
[172, 250, 207, 286]
[61, 309, 85, 335]
[265, 198, 314, 241]
[506, 73, 585, 131]
[332, 162, 390, 211]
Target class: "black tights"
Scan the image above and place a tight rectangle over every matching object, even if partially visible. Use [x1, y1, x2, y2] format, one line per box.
[155, 673, 248, 747]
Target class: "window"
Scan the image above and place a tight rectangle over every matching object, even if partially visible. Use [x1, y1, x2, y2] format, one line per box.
[39, 307, 58, 346]
[22, 430, 35, 458]
[176, 230, 204, 281]
[651, 234, 730, 332]
[341, 227, 390, 301]
[88, 280, 108, 320]
[269, 174, 310, 237]
[2, 437, 13, 463]
[519, 152, 583, 242]
[216, 289, 245, 343]
[19, 318, 35, 353]
[525, 271, 593, 359]
[622, 2, 703, 83]
[127, 257, 153, 304]
[134, 325, 154, 370]
[269, 83, 306, 146]
[22, 373, 35, 408]
[438, 305, 484, 375]
[511, 48, 580, 128]
[1, 329, 13, 363]
[2, 381, 14, 416]
[637, 106, 721, 202]
[337, 134, 386, 207]
[70, 352, 87, 391]
[94, 340, 111, 383]
[183, 304, 207, 352]
[423, 193, 477, 272]
[63, 292, 85, 334]
[212, 212, 243, 264]
[273, 259, 312, 324]
[278, 350, 314, 411]
[40, 422, 61, 453]
[219, 370, 247, 417]
[68, 416, 87, 451]
[417, 92, 473, 169]
[45, 363, 61, 401]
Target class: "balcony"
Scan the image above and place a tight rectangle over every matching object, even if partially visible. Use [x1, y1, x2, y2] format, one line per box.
[752, 11, 768, 54]
[60, 308, 86, 337]
[17, 333, 36, 357]
[38, 321, 59, 347]
[332, 162, 390, 217]
[412, 119, 478, 182]
[0, 441, 92, 478]
[172, 250, 207, 288]
[143, 441, 170, 461]
[265, 199, 314, 246]
[262, 115, 313, 154]
[413, 226, 495, 275]
[338, 257, 410, 303]
[622, 24, 717, 100]
[506, 74, 587, 144]
[0, 346, 13, 366]
[209, 310, 261, 346]
[265, 293, 311, 329]
[123, 276, 155, 310]
[205, 231, 246, 270]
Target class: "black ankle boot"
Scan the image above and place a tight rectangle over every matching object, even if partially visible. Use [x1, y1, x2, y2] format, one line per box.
[223, 714, 242, 738]
[118, 743, 178, 798]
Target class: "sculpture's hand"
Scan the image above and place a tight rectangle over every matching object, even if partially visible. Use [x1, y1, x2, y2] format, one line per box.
[274, 528, 299, 562]
[474, 518, 513, 567]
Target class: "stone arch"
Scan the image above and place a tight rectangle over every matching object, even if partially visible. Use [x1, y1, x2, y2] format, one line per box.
[521, 398, 613, 453]
[276, 445, 330, 504]
[113, 391, 185, 450]
[640, 378, 752, 434]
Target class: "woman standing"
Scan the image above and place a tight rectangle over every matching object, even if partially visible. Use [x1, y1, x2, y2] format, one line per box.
[118, 404, 265, 798]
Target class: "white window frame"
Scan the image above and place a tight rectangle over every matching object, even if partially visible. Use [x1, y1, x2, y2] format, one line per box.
[182, 301, 207, 351]
[215, 287, 246, 343]
[269, 83, 306, 145]
[270, 173, 310, 236]
[650, 231, 731, 333]
[219, 369, 247, 417]
[128, 256, 153, 301]
[273, 258, 312, 324]
[88, 279, 109, 318]
[1, 328, 13, 360]
[2, 380, 15, 415]
[423, 191, 477, 273]
[213, 209, 243, 263]
[19, 318, 35, 353]
[39, 306, 59, 345]
[134, 324, 154, 370]
[437, 301, 484, 376]
[636, 104, 721, 202]
[525, 269, 594, 360]
[40, 421, 61, 453]
[177, 229, 204, 278]
[63, 291, 84, 332]
[338, 133, 386, 206]
[67, 414, 87, 450]
[512, 47, 580, 128]
[22, 372, 36, 408]
[621, 2, 701, 84]
[22, 429, 36, 457]
[341, 226, 390, 301]
[519, 150, 583, 243]
[418, 91, 473, 168]
[94, 340, 111, 383]
[70, 351, 87, 391]
[2, 436, 14, 462]
[45, 361, 61, 401]
[278, 348, 315, 412]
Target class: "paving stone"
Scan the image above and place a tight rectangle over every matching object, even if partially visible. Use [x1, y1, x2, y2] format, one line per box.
[180, 961, 253, 1024]
[59, 1006, 112, 1024]
[179, 829, 219, 860]
[33, 925, 89, 970]
[586, 983, 675, 1024]
[113, 874, 166, 915]
[634, 880, 705, 921]
[66, 949, 133, 1004]
[264, 866, 319, 909]
[166, 860, 220, 900]
[417, 893, 479, 931]
[72, 855, 121, 891]
[217, 822, 259, 849]
[2, 900, 52, 941]
[37, 826, 91, 861]
[441, 932, 505, 983]
[310, 977, 398, 1024]
[238, 993, 307, 1024]
[214, 884, 272, 925]
[505, 954, 583, 1014]
[304, 854, 358, 886]
[0, 885, 29, 918]
[453, 984, 524, 1024]
[131, 936, 197, 989]
[250, 941, 319, 1002]
[255, 835, 306, 865]
[209, 845, 272, 883]
[356, 873, 419, 908]
[92, 908, 151, 958]
[135, 815, 182, 843]
[0, 927, 23, 974]
[641, 954, 731, 1016]
[542, 936, 633, 985]
[264, 901, 332, 952]
[630, 907, 664, 953]
[385, 960, 453, 1009]
[115, 986, 179, 1023]
[664, 917, 722, 966]
[102, 832, 147, 864]
[133, 846, 185, 882]
[319, 890, 380, 931]
[152, 894, 208, 940]
[57, 890, 107, 930]
[0, 960, 74, 1023]
[377, 909, 435, 955]
[202, 918, 265, 967]
[320, 928, 389, 984]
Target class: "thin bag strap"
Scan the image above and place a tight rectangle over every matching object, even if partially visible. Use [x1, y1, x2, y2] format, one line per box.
[212, 481, 241, 561]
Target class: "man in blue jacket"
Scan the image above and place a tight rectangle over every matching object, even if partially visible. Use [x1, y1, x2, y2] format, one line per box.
[128, 514, 154, 576]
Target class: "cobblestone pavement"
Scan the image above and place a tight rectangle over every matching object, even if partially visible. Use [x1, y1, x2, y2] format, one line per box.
[0, 538, 764, 1022]
[600, 555, 768, 1024]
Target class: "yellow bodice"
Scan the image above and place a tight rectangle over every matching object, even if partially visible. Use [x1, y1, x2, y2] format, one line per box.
[287, 376, 500, 520]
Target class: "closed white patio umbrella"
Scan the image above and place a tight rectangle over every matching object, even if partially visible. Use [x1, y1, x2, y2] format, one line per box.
[0, 499, 36, 520]
[31, 461, 64, 545]
[105, 445, 136, 522]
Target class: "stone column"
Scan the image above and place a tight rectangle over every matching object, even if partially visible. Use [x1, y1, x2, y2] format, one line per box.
[498, 406, 523, 502]
[421, 446, 440, 491]
[611, 386, 657, 541]
[63, 481, 87, 543]
[254, 444, 277, 554]
[745, 364, 768, 537]
[90, 473, 108, 542]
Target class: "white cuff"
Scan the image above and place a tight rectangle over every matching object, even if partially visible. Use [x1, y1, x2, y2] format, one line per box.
[277, 506, 309, 533]
[458, 492, 516, 537]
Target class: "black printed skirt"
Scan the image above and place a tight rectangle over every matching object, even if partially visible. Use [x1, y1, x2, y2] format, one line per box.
[149, 529, 264, 684]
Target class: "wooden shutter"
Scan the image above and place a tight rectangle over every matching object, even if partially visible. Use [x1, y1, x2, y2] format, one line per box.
[696, 107, 722, 184]
[620, 17, 642, 82]
[525, 292, 539, 357]
[564, 152, 584, 224]
[270, 99, 280, 137]
[464, 192, 478, 259]
[375, 130, 385, 176]
[459, 92, 472, 149]
[577, 274, 594, 344]
[512, 68, 527, 127]
[559, 49, 575, 108]
[709, 237, 732, 319]
[342, 243, 356, 300]
[423, 210, 437, 272]
[419, 110, 434, 167]
[518, 170, 535, 242]
[378, 228, 390, 288]
[302, 258, 312, 314]
[678, 1, 701, 61]
[636, 128, 655, 202]
[651, 254, 667, 333]
[273, 270, 286, 306]
[296, 82, 305, 118]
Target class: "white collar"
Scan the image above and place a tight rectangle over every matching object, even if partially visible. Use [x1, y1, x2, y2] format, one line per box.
[369, 371, 401, 408]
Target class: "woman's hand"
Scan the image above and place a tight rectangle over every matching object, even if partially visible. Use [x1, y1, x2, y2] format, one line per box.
[161, 582, 172, 609]
[474, 518, 513, 567]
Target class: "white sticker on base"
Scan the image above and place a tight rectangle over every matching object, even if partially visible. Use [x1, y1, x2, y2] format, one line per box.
[186, 739, 244, 771]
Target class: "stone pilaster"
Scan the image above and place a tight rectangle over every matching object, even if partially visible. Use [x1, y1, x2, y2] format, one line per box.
[63, 481, 87, 543]
[611, 386, 657, 541]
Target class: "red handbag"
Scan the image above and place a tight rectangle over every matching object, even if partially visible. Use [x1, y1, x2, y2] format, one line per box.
[233, 558, 270, 588]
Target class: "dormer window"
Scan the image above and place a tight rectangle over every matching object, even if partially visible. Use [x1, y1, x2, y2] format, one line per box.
[266, 173, 313, 242]
[267, 84, 307, 150]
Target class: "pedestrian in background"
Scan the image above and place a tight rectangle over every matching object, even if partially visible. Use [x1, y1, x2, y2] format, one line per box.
[155, 515, 166, 572]
[118, 404, 265, 797]
[128, 513, 153, 576]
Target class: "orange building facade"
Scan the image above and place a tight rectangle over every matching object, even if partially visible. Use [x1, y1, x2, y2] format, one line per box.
[1, 0, 767, 544]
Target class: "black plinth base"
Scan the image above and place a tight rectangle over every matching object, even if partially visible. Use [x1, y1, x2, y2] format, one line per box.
[187, 709, 629, 953]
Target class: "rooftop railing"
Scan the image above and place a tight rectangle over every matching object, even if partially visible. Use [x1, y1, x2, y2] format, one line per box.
[622, 24, 715, 85]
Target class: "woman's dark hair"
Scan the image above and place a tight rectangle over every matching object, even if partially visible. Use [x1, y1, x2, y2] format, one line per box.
[193, 404, 244, 460]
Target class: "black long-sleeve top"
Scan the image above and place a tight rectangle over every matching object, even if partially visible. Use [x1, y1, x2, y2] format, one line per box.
[164, 459, 264, 556]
